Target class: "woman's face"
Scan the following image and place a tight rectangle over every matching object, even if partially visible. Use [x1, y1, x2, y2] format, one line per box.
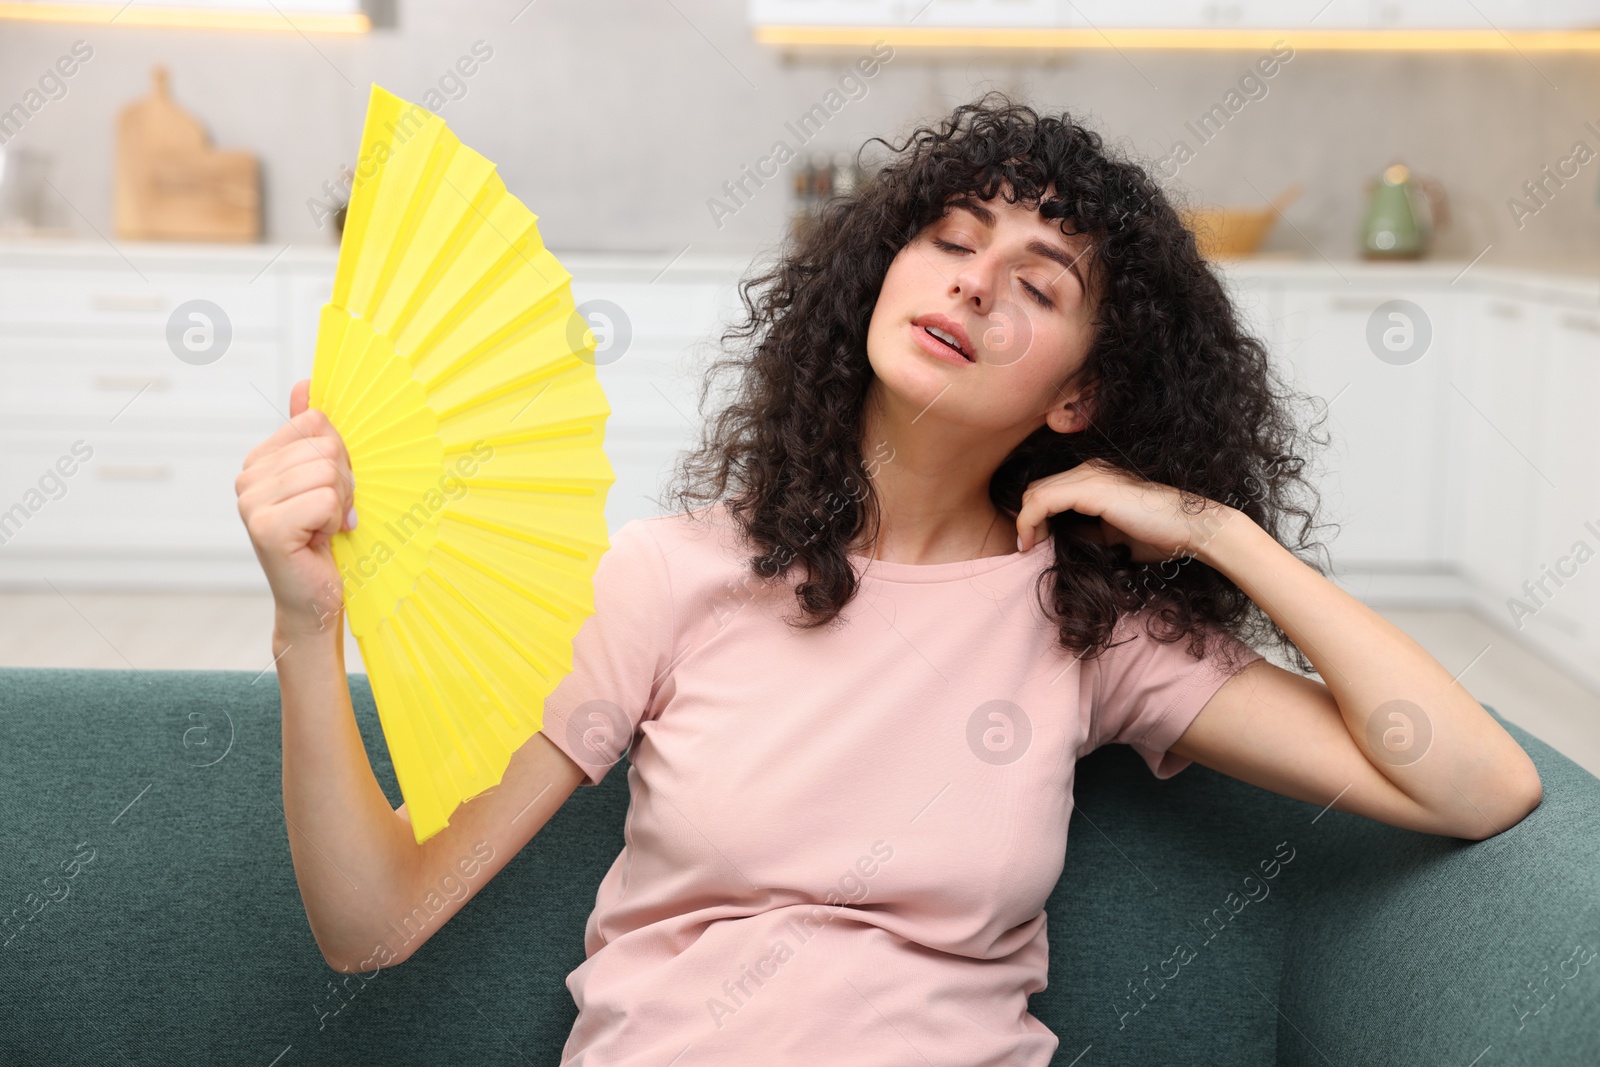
[864, 183, 1098, 436]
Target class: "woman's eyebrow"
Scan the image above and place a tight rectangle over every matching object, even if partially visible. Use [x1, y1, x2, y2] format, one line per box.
[949, 197, 998, 227]
[1026, 238, 1088, 288]
[947, 197, 1087, 288]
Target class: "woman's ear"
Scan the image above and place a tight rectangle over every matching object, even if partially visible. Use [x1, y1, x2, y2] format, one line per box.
[1048, 386, 1095, 434]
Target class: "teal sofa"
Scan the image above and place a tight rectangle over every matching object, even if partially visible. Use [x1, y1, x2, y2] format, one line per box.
[3, 667, 1597, 1065]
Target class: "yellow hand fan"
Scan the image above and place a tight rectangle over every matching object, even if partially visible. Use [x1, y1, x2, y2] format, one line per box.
[312, 84, 614, 845]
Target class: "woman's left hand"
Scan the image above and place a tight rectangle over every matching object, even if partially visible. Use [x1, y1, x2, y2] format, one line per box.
[1014, 458, 1237, 564]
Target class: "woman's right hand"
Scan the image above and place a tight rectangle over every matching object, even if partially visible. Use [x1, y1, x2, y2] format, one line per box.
[236, 377, 356, 636]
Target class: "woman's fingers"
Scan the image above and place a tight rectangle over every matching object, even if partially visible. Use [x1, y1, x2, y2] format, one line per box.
[234, 380, 357, 628]
[1017, 473, 1098, 551]
[238, 435, 352, 501]
[242, 401, 345, 472]
[247, 456, 356, 531]
[265, 486, 346, 554]
[235, 398, 357, 542]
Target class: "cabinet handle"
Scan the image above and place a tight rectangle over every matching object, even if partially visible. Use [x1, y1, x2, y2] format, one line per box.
[1559, 313, 1600, 334]
[93, 375, 172, 392]
[1328, 297, 1376, 312]
[95, 465, 172, 482]
[88, 293, 168, 312]
[1487, 302, 1523, 319]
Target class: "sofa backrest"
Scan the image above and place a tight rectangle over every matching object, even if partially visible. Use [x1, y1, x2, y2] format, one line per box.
[2, 667, 1596, 1066]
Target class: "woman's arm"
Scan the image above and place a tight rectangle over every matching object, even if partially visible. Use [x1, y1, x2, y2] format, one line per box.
[275, 612, 428, 971]
[1177, 508, 1543, 839]
[1015, 458, 1543, 839]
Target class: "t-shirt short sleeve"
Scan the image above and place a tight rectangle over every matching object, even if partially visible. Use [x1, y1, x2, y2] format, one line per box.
[538, 518, 676, 787]
[1085, 612, 1264, 779]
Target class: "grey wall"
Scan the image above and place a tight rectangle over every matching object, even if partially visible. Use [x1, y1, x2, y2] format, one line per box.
[3, 0, 1599, 270]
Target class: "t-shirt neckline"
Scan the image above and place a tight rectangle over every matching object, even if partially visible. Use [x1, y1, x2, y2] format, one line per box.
[846, 535, 1053, 584]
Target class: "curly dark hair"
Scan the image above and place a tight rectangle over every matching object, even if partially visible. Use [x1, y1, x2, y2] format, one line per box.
[657, 90, 1333, 673]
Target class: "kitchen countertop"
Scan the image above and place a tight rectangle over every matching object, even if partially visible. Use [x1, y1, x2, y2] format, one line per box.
[1, 238, 1596, 302]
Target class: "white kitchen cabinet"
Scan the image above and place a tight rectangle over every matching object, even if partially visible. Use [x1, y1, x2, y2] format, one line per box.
[559, 264, 746, 531]
[0, 335, 283, 431]
[0, 242, 752, 588]
[915, 0, 1058, 27]
[1523, 303, 1600, 674]
[1369, 0, 1600, 28]
[1072, 1, 1366, 28]
[1275, 283, 1459, 568]
[1521, 1, 1600, 28]
[748, 0, 1068, 26]
[1451, 293, 1547, 604]
[0, 243, 300, 588]
[747, 0, 897, 26]
[283, 266, 336, 401]
[1368, 0, 1484, 26]
[0, 269, 283, 334]
[1215, 265, 1282, 353]
[0, 429, 264, 553]
[602, 425, 704, 522]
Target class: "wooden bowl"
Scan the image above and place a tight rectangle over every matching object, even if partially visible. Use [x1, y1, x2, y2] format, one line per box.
[1179, 183, 1303, 259]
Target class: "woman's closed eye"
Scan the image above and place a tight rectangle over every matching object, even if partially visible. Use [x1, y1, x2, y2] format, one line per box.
[931, 238, 1056, 310]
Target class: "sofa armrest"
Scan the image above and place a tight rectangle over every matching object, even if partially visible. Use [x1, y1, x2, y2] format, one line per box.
[1275, 706, 1600, 1066]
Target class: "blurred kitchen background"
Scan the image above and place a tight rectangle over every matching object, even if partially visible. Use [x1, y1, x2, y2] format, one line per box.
[1, 0, 1598, 772]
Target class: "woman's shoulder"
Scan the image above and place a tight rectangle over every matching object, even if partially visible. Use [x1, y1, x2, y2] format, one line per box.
[615, 502, 768, 599]
[626, 502, 806, 635]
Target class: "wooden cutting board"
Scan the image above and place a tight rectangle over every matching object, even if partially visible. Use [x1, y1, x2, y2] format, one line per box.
[114, 66, 260, 242]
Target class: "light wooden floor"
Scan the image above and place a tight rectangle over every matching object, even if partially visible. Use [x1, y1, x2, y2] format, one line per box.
[1, 590, 1596, 778]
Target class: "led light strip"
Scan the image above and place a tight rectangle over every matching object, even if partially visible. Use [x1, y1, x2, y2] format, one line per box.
[753, 25, 1600, 51]
[0, 2, 369, 32]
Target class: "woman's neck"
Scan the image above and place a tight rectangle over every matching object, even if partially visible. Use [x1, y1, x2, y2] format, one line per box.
[851, 506, 1012, 564]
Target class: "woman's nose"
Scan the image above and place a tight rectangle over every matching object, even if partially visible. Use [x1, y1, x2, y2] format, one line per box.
[950, 259, 996, 311]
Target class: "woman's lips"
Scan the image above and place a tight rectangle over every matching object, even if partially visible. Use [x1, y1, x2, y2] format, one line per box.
[910, 323, 974, 365]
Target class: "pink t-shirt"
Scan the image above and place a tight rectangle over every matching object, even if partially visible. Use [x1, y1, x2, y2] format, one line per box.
[538, 503, 1263, 1066]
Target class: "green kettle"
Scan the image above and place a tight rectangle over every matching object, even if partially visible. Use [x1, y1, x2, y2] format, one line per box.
[1361, 163, 1449, 259]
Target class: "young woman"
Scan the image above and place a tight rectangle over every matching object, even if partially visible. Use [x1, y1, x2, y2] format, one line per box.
[236, 93, 1543, 1065]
